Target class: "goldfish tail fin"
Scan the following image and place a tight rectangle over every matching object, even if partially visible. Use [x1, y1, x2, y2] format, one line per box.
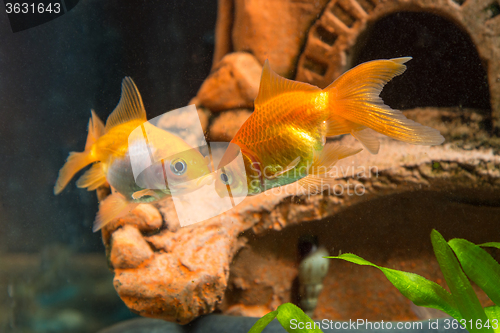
[93, 192, 137, 232]
[54, 151, 95, 195]
[55, 110, 105, 195]
[76, 162, 108, 190]
[324, 57, 444, 150]
[85, 110, 105, 150]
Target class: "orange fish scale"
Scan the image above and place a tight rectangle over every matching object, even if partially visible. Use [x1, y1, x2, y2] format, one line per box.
[232, 91, 327, 174]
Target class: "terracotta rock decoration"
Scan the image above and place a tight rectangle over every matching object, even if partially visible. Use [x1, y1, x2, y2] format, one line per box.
[101, 0, 500, 325]
[213, 0, 330, 78]
[209, 109, 252, 141]
[197, 52, 262, 112]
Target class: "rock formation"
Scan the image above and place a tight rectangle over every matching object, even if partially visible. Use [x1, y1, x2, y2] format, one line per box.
[102, 107, 500, 323]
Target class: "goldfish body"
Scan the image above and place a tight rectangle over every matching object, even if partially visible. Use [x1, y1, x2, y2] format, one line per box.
[215, 57, 444, 196]
[55, 78, 211, 231]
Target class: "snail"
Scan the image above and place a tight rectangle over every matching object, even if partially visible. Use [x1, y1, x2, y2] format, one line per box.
[297, 235, 330, 317]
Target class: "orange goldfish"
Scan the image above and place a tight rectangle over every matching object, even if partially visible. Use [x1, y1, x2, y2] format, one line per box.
[54, 77, 211, 231]
[215, 57, 444, 196]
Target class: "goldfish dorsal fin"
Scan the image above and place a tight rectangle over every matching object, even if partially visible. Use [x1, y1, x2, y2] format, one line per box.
[255, 60, 320, 106]
[105, 77, 147, 131]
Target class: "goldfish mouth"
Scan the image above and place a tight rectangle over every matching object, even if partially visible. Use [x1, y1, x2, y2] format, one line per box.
[196, 173, 215, 187]
[164, 173, 214, 195]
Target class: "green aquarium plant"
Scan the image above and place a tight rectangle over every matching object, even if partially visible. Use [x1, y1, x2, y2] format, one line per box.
[248, 302, 322, 333]
[327, 230, 500, 333]
[248, 230, 499, 333]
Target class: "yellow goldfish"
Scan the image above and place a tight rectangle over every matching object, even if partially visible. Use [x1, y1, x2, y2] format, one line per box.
[54, 77, 211, 231]
[215, 57, 444, 196]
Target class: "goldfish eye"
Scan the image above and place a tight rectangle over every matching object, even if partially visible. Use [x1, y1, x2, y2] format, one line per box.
[220, 172, 232, 185]
[170, 159, 187, 175]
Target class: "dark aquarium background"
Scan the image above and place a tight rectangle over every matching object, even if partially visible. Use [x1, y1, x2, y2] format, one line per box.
[0, 1, 216, 331]
[0, 0, 217, 252]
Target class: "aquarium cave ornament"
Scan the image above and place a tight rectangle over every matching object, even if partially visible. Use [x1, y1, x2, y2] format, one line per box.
[128, 104, 248, 227]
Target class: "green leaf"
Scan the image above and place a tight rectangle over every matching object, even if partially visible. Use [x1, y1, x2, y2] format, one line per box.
[485, 306, 500, 332]
[247, 310, 278, 333]
[449, 238, 500, 306]
[326, 253, 461, 319]
[431, 230, 491, 332]
[247, 304, 322, 333]
[480, 242, 500, 250]
[276, 303, 323, 333]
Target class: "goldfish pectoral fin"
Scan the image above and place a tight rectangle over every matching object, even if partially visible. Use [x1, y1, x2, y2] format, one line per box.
[351, 128, 380, 155]
[93, 193, 137, 232]
[76, 162, 107, 191]
[297, 175, 330, 195]
[267, 156, 301, 180]
[132, 189, 161, 200]
[205, 154, 218, 174]
[204, 155, 213, 169]
[324, 57, 444, 146]
[335, 145, 363, 161]
[85, 110, 105, 150]
[310, 143, 362, 176]
[54, 151, 94, 195]
[287, 156, 302, 169]
[105, 77, 147, 131]
[255, 60, 320, 106]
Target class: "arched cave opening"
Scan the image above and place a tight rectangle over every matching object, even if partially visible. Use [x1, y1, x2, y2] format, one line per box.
[351, 12, 491, 115]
